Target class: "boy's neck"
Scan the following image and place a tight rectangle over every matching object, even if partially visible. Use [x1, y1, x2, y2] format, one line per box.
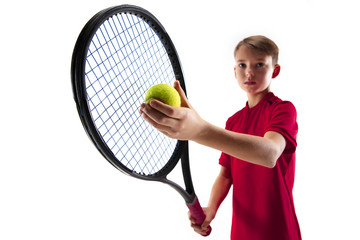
[247, 90, 271, 108]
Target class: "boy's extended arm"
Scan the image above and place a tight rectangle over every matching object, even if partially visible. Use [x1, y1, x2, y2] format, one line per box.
[139, 81, 286, 168]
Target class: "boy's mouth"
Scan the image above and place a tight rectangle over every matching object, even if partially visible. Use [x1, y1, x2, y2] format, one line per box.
[244, 81, 256, 85]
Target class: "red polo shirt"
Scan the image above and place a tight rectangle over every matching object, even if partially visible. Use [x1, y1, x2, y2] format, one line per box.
[219, 92, 301, 240]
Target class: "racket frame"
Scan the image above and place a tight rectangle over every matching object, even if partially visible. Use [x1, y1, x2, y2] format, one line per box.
[71, 5, 196, 204]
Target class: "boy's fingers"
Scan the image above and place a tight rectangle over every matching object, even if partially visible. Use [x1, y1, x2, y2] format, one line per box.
[148, 99, 185, 119]
[140, 103, 175, 132]
[190, 223, 203, 233]
[201, 221, 209, 229]
[141, 100, 173, 120]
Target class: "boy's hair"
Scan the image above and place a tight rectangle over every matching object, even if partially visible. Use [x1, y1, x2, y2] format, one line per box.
[234, 35, 279, 66]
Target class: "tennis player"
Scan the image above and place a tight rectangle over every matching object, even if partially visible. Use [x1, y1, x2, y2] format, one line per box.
[140, 35, 301, 240]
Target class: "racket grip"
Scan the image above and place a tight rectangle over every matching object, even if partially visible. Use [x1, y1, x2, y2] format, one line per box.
[186, 196, 212, 237]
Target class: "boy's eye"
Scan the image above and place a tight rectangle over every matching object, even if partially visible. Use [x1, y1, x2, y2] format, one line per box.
[238, 63, 246, 68]
[256, 63, 265, 67]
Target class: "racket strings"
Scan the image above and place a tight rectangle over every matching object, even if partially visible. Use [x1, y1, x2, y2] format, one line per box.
[84, 12, 178, 175]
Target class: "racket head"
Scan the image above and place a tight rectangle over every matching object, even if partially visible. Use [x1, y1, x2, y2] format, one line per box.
[71, 5, 187, 180]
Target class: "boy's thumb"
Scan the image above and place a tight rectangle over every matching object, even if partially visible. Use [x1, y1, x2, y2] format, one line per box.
[201, 219, 210, 229]
[173, 80, 190, 108]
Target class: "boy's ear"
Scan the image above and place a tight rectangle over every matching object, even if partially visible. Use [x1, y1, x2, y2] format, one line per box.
[272, 64, 281, 78]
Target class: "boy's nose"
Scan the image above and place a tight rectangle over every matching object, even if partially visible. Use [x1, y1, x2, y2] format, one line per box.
[246, 69, 255, 78]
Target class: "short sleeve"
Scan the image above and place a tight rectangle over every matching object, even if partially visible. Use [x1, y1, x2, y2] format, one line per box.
[218, 117, 234, 169]
[265, 101, 298, 153]
[219, 151, 231, 169]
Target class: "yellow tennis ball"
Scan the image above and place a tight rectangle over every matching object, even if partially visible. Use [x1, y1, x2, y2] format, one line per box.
[144, 84, 181, 107]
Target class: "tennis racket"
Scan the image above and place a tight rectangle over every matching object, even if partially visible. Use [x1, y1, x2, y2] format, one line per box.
[71, 5, 211, 236]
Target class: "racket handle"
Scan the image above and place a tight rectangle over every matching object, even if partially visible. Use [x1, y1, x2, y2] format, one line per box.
[186, 196, 212, 237]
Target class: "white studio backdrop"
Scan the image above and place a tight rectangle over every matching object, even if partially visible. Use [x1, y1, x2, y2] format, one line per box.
[1, 0, 359, 239]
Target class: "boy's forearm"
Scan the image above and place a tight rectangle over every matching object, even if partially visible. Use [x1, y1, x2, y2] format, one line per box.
[208, 170, 232, 215]
[194, 122, 284, 168]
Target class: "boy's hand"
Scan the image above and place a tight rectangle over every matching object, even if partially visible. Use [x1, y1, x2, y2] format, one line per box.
[139, 81, 207, 141]
[188, 207, 215, 236]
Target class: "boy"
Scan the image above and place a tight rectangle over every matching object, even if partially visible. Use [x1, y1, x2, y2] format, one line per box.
[140, 35, 301, 240]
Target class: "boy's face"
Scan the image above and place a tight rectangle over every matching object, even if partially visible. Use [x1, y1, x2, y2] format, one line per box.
[234, 46, 280, 96]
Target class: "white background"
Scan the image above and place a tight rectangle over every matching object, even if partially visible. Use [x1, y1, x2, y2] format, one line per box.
[1, 0, 359, 239]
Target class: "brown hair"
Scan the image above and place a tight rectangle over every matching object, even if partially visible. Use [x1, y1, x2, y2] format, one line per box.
[234, 35, 279, 65]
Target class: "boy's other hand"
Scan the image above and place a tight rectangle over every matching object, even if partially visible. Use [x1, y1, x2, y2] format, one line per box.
[188, 207, 215, 236]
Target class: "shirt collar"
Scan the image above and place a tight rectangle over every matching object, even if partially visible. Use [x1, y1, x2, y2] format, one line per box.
[245, 92, 275, 110]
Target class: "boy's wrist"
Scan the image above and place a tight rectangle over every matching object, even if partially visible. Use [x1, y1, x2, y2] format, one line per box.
[192, 120, 213, 144]
[206, 204, 218, 219]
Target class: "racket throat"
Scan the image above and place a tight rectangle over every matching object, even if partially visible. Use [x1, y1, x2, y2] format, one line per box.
[160, 178, 195, 204]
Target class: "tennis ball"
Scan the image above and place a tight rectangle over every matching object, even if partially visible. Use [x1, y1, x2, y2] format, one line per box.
[144, 84, 181, 107]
